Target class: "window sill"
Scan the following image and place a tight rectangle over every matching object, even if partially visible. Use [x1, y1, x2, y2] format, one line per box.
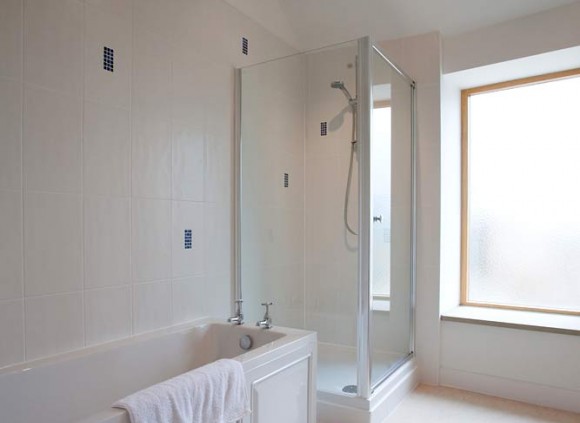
[441, 306, 580, 336]
[372, 296, 390, 312]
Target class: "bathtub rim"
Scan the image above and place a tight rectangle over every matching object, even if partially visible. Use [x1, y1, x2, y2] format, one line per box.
[0, 316, 315, 377]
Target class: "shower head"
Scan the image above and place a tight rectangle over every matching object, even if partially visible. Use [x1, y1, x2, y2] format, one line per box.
[331, 80, 356, 105]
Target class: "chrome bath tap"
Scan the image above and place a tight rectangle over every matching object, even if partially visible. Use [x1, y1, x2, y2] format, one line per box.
[256, 302, 273, 329]
[228, 299, 244, 325]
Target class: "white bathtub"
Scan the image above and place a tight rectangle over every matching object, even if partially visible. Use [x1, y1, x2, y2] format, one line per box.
[0, 318, 317, 423]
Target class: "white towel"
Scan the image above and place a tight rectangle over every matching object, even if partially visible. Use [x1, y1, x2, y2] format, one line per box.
[113, 359, 249, 423]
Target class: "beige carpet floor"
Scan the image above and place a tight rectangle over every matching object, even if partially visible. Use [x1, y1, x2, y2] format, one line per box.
[385, 385, 580, 423]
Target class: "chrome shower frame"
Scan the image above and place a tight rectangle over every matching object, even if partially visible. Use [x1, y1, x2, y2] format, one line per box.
[347, 36, 418, 398]
[234, 36, 417, 401]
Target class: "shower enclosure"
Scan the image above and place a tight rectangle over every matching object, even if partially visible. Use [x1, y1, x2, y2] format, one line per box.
[235, 37, 415, 421]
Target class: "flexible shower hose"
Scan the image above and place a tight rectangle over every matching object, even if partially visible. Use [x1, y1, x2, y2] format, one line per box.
[344, 106, 358, 236]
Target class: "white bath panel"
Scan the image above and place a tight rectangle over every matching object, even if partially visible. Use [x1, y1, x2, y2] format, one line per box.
[251, 358, 310, 423]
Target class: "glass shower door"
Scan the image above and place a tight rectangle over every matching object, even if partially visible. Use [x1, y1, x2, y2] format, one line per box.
[368, 45, 414, 388]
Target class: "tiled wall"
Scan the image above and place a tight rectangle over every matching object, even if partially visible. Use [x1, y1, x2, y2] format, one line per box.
[0, 0, 294, 368]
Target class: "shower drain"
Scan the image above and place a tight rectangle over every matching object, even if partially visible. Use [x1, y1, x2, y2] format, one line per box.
[342, 385, 357, 394]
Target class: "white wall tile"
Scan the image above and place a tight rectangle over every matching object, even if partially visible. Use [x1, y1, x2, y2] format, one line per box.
[131, 24, 172, 199]
[172, 276, 205, 324]
[24, 192, 82, 296]
[171, 0, 228, 66]
[85, 285, 131, 346]
[171, 57, 206, 125]
[205, 273, 231, 318]
[132, 110, 172, 199]
[83, 101, 131, 197]
[132, 23, 172, 116]
[0, 0, 22, 80]
[85, 0, 132, 20]
[172, 121, 205, 202]
[132, 198, 171, 282]
[84, 2, 131, 110]
[204, 130, 232, 204]
[25, 292, 83, 360]
[172, 201, 204, 278]
[0, 300, 24, 367]
[0, 0, 300, 369]
[0, 191, 22, 301]
[133, 0, 177, 42]
[23, 0, 83, 95]
[0, 77, 21, 191]
[84, 196, 130, 289]
[133, 280, 172, 334]
[204, 203, 232, 277]
[23, 86, 82, 193]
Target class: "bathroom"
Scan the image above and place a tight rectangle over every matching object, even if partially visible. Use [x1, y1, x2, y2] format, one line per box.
[0, 0, 579, 422]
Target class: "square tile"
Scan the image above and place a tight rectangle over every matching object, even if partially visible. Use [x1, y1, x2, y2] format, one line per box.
[0, 191, 22, 300]
[24, 192, 82, 296]
[172, 276, 205, 324]
[23, 0, 83, 95]
[85, 3, 131, 109]
[0, 77, 21, 191]
[25, 292, 83, 360]
[84, 196, 130, 289]
[83, 101, 131, 197]
[132, 198, 171, 282]
[0, 0, 22, 79]
[133, 281, 171, 334]
[172, 201, 204, 278]
[23, 86, 82, 193]
[85, 286, 131, 346]
[0, 300, 24, 367]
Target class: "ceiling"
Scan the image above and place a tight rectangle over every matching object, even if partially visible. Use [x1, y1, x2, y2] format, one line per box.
[226, 0, 580, 50]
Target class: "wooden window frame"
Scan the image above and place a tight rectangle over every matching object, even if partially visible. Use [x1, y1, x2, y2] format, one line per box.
[460, 67, 580, 316]
[374, 99, 391, 109]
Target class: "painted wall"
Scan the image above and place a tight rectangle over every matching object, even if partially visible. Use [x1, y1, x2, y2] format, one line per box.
[440, 4, 580, 412]
[443, 1, 580, 74]
[0, 0, 295, 368]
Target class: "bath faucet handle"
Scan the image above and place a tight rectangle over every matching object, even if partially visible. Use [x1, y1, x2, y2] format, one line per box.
[261, 302, 273, 317]
[257, 302, 273, 329]
[228, 299, 244, 325]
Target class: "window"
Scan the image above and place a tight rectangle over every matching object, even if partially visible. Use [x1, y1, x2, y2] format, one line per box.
[461, 68, 580, 315]
[372, 103, 391, 311]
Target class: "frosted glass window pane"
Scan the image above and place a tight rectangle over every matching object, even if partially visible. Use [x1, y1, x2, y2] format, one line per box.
[467, 75, 580, 312]
[372, 106, 391, 297]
